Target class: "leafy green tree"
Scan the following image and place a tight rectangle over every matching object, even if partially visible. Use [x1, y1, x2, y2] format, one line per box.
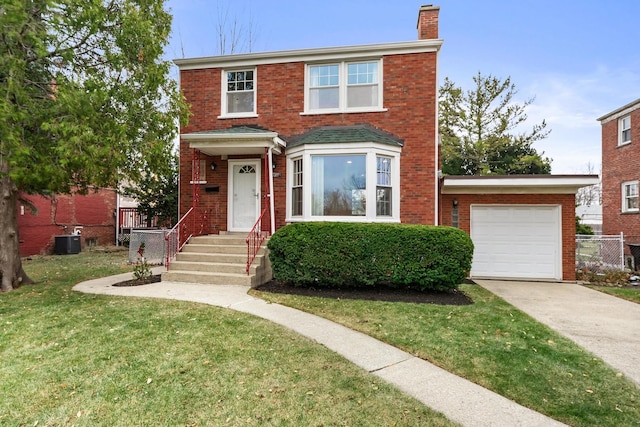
[123, 154, 179, 228]
[576, 216, 594, 235]
[0, 0, 188, 292]
[439, 72, 551, 175]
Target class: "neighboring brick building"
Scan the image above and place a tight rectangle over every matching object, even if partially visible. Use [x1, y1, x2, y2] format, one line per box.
[17, 189, 117, 256]
[175, 5, 596, 281]
[598, 98, 640, 255]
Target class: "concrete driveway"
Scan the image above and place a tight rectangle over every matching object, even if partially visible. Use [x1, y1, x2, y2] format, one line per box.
[476, 280, 640, 386]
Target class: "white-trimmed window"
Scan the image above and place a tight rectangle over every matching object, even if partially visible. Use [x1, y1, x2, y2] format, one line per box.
[622, 181, 638, 212]
[305, 60, 383, 114]
[190, 159, 207, 184]
[376, 156, 392, 216]
[221, 69, 256, 117]
[291, 158, 303, 216]
[286, 144, 400, 222]
[619, 115, 631, 145]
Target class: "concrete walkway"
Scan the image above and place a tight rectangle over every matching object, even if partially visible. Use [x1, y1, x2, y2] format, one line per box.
[476, 280, 640, 387]
[74, 270, 564, 427]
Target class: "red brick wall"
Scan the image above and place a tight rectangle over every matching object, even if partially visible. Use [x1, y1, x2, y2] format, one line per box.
[17, 190, 117, 256]
[601, 105, 640, 247]
[440, 193, 577, 281]
[179, 51, 439, 232]
[417, 6, 440, 39]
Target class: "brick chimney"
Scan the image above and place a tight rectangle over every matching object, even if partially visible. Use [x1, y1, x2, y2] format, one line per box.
[417, 4, 440, 40]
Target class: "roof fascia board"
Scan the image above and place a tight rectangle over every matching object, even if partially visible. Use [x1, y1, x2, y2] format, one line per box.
[182, 132, 279, 141]
[286, 141, 403, 155]
[441, 176, 600, 194]
[597, 98, 640, 123]
[174, 39, 443, 70]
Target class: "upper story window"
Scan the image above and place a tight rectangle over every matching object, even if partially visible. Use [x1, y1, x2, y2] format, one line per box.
[622, 181, 638, 212]
[221, 69, 256, 117]
[305, 60, 383, 114]
[619, 115, 631, 145]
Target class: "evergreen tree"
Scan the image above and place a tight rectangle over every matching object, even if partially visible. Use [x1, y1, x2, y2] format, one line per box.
[439, 72, 551, 175]
[0, 0, 188, 291]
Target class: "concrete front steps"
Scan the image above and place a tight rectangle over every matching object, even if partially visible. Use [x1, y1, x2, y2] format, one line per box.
[161, 234, 271, 287]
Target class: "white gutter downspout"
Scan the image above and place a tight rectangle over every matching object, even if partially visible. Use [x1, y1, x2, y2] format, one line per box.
[268, 146, 276, 235]
[434, 47, 440, 226]
[115, 189, 120, 246]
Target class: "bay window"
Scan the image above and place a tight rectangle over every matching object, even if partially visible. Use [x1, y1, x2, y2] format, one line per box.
[287, 144, 400, 222]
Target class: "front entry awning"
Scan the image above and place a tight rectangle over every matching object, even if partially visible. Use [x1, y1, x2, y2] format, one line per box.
[181, 125, 286, 156]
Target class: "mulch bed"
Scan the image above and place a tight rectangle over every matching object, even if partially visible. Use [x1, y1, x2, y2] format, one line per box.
[254, 280, 474, 305]
[112, 274, 162, 287]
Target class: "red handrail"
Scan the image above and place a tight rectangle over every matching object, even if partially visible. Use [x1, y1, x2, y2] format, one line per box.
[165, 207, 209, 268]
[246, 207, 270, 274]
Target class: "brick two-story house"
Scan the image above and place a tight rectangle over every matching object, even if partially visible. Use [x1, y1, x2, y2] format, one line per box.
[172, 5, 596, 283]
[599, 98, 640, 257]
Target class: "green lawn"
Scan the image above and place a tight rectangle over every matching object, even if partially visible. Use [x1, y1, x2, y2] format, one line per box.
[1, 250, 454, 426]
[586, 285, 640, 304]
[252, 284, 640, 427]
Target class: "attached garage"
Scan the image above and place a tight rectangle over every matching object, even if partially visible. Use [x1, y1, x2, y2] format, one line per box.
[440, 175, 600, 281]
[470, 205, 561, 280]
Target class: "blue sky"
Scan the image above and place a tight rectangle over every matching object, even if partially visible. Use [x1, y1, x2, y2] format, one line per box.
[165, 0, 640, 174]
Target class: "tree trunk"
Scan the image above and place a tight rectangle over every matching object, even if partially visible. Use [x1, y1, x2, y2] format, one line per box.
[0, 168, 33, 292]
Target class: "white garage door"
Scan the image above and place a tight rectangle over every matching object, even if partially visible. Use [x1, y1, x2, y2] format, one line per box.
[470, 205, 561, 280]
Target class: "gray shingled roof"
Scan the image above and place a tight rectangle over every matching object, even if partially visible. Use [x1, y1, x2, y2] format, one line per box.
[287, 124, 403, 148]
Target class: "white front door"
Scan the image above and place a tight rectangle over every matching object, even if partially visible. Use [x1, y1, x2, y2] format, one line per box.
[228, 160, 261, 232]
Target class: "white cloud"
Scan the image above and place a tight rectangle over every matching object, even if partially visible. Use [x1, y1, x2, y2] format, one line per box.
[518, 65, 640, 174]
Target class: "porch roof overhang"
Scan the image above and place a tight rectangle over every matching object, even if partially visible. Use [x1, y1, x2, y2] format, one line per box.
[441, 175, 600, 195]
[181, 126, 286, 156]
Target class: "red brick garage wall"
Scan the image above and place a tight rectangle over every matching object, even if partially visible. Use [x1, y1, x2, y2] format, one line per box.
[440, 193, 577, 281]
[17, 190, 117, 256]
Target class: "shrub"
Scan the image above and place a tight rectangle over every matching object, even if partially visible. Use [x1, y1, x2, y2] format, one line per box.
[267, 222, 473, 291]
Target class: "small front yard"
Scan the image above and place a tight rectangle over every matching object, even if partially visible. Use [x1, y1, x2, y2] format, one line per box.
[0, 250, 453, 426]
[252, 283, 640, 427]
[586, 284, 640, 304]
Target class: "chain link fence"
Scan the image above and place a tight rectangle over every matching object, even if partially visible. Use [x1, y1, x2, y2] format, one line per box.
[129, 230, 170, 265]
[576, 233, 624, 274]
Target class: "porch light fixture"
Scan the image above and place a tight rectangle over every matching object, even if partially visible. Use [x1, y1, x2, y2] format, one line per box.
[452, 199, 458, 207]
[210, 161, 217, 171]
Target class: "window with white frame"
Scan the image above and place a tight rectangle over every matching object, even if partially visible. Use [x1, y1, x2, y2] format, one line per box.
[306, 60, 382, 113]
[190, 159, 207, 184]
[622, 181, 638, 212]
[619, 115, 631, 145]
[287, 145, 400, 221]
[222, 69, 256, 116]
[376, 156, 392, 216]
[291, 158, 303, 216]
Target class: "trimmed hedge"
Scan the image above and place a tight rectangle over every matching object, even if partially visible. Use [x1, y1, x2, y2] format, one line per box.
[267, 222, 474, 291]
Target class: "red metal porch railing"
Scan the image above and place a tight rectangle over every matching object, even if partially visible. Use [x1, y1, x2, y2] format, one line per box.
[165, 207, 209, 269]
[246, 207, 270, 274]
